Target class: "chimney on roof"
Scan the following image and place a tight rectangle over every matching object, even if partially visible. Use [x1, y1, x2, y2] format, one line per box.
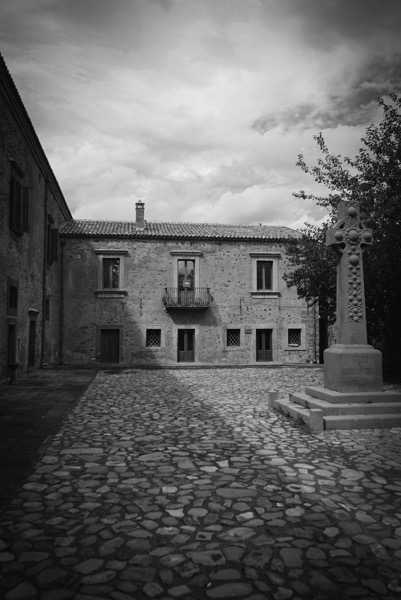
[135, 200, 145, 228]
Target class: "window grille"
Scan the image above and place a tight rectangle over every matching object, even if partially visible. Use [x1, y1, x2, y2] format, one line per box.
[288, 328, 301, 346]
[146, 329, 161, 347]
[227, 329, 240, 347]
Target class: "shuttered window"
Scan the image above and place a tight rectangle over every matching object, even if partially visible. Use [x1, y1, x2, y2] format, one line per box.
[9, 172, 29, 235]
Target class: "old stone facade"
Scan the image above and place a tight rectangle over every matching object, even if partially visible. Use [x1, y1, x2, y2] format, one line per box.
[0, 55, 71, 383]
[1, 54, 318, 378]
[59, 204, 318, 366]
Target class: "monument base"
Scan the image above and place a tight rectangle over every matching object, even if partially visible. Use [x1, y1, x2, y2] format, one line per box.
[274, 386, 401, 432]
[324, 344, 382, 393]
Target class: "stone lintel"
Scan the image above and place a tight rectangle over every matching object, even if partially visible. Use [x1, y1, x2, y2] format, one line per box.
[324, 344, 382, 393]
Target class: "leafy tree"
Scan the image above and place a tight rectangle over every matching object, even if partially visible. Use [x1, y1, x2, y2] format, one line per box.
[285, 93, 401, 370]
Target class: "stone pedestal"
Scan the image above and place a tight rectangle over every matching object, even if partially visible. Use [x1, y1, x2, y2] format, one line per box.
[274, 200, 401, 431]
[324, 344, 382, 393]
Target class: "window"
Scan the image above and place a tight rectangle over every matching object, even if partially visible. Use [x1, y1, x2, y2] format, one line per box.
[146, 329, 161, 347]
[227, 329, 241, 347]
[257, 260, 272, 290]
[288, 328, 302, 347]
[9, 161, 29, 235]
[95, 250, 128, 297]
[178, 260, 195, 290]
[7, 278, 19, 316]
[250, 253, 280, 297]
[170, 251, 202, 289]
[103, 257, 120, 289]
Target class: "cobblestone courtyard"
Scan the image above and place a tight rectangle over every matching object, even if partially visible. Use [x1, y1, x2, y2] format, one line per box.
[1, 367, 401, 599]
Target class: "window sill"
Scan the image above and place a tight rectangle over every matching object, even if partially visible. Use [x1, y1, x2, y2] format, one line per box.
[251, 291, 280, 298]
[95, 290, 128, 298]
[285, 347, 306, 351]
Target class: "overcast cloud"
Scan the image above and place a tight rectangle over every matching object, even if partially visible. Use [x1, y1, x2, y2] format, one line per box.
[1, 0, 400, 228]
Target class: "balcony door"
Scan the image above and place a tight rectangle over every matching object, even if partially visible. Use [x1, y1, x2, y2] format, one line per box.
[178, 259, 195, 304]
[256, 329, 272, 362]
[178, 329, 195, 362]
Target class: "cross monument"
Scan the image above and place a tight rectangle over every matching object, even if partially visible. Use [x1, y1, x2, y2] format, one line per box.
[324, 200, 383, 392]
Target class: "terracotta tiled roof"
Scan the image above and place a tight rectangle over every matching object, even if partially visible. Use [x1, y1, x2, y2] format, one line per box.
[59, 220, 300, 241]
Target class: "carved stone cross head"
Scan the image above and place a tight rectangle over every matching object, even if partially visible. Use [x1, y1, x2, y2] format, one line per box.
[326, 200, 372, 341]
[326, 200, 373, 258]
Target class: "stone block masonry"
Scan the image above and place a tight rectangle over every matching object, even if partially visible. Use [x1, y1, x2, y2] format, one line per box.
[61, 236, 316, 366]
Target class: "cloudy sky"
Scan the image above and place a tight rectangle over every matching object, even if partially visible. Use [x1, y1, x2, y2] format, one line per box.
[1, 0, 401, 228]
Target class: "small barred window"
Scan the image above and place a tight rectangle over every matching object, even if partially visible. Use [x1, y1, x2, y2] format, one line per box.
[146, 329, 161, 347]
[227, 329, 240, 347]
[288, 328, 301, 346]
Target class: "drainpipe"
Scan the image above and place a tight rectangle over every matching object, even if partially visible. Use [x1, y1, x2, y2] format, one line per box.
[59, 240, 65, 364]
[40, 180, 49, 367]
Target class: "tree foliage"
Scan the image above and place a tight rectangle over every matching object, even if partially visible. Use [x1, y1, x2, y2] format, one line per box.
[285, 93, 401, 365]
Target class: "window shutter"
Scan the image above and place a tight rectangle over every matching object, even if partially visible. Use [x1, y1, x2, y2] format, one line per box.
[9, 176, 15, 228]
[22, 186, 29, 232]
[14, 179, 22, 230]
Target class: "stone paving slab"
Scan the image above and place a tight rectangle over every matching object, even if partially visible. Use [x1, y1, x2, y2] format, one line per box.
[1, 367, 401, 599]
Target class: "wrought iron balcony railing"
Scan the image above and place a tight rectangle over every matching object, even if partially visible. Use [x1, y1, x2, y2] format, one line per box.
[162, 287, 213, 310]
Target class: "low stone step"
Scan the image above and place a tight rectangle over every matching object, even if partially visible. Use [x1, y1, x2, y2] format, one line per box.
[325, 413, 401, 430]
[289, 392, 401, 416]
[305, 386, 401, 404]
[275, 398, 323, 431]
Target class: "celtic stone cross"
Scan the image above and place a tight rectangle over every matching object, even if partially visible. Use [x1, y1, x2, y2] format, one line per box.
[326, 200, 372, 345]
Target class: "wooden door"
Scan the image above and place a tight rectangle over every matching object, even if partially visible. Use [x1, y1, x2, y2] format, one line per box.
[178, 329, 195, 362]
[256, 329, 272, 362]
[100, 329, 120, 363]
[28, 320, 36, 367]
[7, 324, 17, 364]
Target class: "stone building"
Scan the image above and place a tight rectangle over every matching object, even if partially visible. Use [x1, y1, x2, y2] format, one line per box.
[59, 202, 318, 366]
[0, 54, 71, 382]
[1, 54, 318, 377]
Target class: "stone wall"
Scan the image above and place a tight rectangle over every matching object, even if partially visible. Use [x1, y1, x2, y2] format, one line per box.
[61, 237, 317, 366]
[0, 58, 70, 381]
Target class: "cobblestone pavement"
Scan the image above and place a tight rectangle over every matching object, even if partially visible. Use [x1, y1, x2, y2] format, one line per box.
[1, 367, 401, 600]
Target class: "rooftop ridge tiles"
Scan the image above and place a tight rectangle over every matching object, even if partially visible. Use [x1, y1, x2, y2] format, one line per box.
[59, 219, 301, 239]
[61, 218, 294, 227]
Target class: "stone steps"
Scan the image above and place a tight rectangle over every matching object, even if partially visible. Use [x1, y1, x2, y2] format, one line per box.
[289, 392, 401, 415]
[305, 386, 401, 404]
[325, 413, 401, 430]
[273, 387, 401, 432]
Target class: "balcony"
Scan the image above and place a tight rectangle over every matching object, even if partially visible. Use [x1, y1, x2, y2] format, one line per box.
[163, 287, 213, 310]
